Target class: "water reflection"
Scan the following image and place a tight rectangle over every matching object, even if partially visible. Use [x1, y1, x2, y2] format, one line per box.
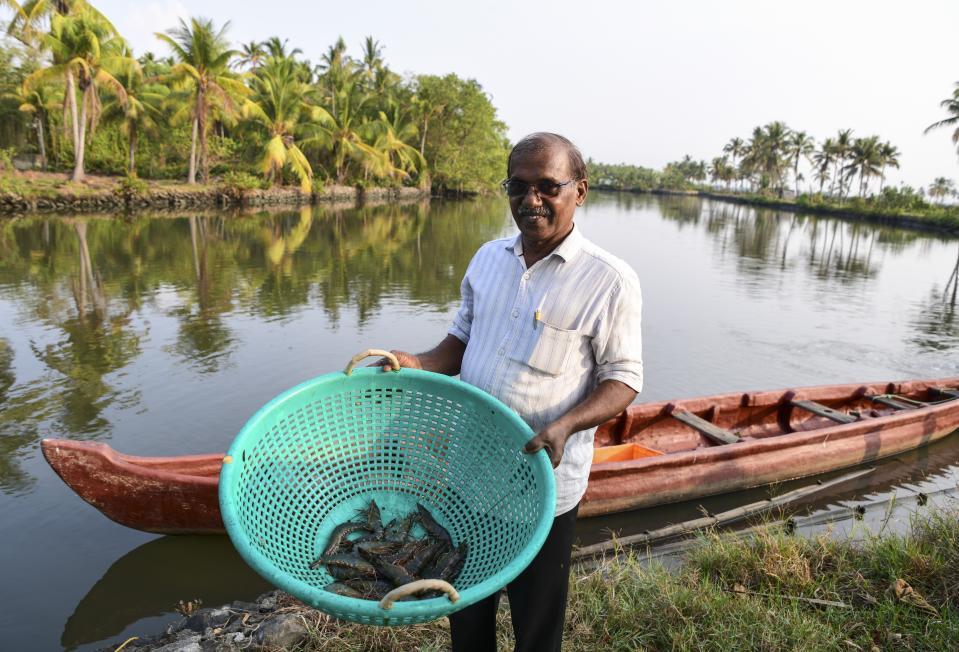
[648, 197, 940, 286]
[911, 245, 959, 352]
[0, 199, 509, 494]
[61, 536, 270, 651]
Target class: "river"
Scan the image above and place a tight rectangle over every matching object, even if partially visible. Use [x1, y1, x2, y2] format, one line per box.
[1, 193, 957, 650]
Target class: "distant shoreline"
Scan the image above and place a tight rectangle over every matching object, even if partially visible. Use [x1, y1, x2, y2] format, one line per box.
[593, 187, 959, 236]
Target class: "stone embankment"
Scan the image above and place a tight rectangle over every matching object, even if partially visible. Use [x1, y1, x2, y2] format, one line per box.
[97, 590, 316, 652]
[0, 185, 428, 215]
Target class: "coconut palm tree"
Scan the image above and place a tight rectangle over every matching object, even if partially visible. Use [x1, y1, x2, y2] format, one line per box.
[156, 17, 246, 184]
[877, 141, 900, 193]
[9, 80, 60, 169]
[246, 55, 328, 191]
[237, 40, 265, 73]
[924, 82, 959, 158]
[101, 54, 168, 175]
[367, 103, 425, 183]
[833, 129, 854, 201]
[6, 0, 115, 42]
[310, 77, 380, 183]
[262, 36, 301, 61]
[786, 130, 814, 196]
[26, 8, 133, 180]
[845, 136, 882, 197]
[928, 177, 956, 204]
[359, 36, 383, 83]
[722, 136, 745, 189]
[316, 37, 353, 118]
[743, 122, 790, 194]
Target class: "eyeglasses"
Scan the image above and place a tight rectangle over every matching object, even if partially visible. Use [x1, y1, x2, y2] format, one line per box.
[500, 178, 578, 198]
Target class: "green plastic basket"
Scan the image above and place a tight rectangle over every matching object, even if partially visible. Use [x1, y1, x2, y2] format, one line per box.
[219, 349, 556, 626]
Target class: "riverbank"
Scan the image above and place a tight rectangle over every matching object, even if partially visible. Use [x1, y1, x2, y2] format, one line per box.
[596, 186, 959, 236]
[101, 509, 959, 651]
[0, 171, 429, 215]
[702, 191, 959, 236]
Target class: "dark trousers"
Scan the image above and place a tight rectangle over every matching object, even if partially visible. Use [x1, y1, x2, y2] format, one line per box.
[449, 503, 579, 652]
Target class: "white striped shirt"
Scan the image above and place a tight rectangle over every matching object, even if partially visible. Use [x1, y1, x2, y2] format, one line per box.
[449, 225, 643, 516]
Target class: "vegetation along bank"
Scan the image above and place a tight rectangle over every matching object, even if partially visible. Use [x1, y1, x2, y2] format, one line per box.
[97, 508, 959, 651]
[0, 4, 510, 201]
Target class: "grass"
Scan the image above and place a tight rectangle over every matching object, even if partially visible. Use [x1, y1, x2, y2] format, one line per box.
[0, 170, 212, 198]
[279, 509, 959, 651]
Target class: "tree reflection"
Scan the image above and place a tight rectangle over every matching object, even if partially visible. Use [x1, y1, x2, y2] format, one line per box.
[911, 245, 959, 352]
[0, 199, 508, 494]
[0, 338, 37, 495]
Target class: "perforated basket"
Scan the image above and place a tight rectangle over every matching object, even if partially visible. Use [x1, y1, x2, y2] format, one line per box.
[219, 350, 556, 626]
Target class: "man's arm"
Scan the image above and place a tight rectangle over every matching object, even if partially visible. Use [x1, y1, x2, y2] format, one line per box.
[524, 379, 637, 467]
[382, 335, 466, 376]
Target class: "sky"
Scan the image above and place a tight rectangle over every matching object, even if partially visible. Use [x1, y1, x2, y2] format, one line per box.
[19, 0, 959, 188]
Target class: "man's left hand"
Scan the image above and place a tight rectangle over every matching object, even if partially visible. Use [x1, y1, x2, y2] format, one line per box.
[524, 420, 573, 468]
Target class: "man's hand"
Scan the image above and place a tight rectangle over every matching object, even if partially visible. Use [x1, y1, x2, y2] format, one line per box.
[524, 420, 574, 468]
[370, 336, 466, 375]
[374, 349, 422, 371]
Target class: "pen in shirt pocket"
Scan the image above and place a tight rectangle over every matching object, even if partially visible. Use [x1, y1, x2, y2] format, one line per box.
[533, 292, 547, 329]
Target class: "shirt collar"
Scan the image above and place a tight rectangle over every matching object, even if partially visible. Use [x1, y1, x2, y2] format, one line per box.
[507, 224, 584, 262]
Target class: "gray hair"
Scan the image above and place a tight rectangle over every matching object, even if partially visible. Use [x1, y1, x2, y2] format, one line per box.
[507, 132, 588, 181]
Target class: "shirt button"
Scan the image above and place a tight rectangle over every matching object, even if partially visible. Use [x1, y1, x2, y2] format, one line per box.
[511, 310, 519, 318]
[523, 273, 530, 281]
[497, 348, 505, 356]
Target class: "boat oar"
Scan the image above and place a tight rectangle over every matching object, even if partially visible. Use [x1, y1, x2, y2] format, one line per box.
[572, 467, 875, 561]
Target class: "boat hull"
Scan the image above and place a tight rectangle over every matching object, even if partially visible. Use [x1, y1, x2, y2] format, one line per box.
[41, 377, 959, 533]
[579, 378, 959, 518]
[42, 440, 222, 534]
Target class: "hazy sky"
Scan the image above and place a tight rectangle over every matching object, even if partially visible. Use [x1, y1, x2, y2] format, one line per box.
[27, 1, 959, 188]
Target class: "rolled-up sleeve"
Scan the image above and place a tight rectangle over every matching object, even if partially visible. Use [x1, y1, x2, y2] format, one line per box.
[448, 268, 474, 344]
[592, 273, 643, 393]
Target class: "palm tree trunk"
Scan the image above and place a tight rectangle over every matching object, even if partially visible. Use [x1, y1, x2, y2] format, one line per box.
[794, 161, 799, 197]
[72, 87, 88, 181]
[198, 89, 209, 184]
[879, 167, 886, 193]
[419, 115, 429, 157]
[65, 70, 80, 150]
[128, 128, 137, 176]
[188, 117, 198, 184]
[35, 117, 47, 170]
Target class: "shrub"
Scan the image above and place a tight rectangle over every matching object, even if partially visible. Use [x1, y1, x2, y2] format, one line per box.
[116, 175, 148, 196]
[221, 170, 268, 191]
[0, 147, 14, 172]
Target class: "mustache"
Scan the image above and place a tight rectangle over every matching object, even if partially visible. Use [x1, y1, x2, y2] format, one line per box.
[517, 206, 552, 218]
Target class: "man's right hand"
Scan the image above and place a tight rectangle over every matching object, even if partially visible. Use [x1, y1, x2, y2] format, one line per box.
[378, 350, 422, 371]
[371, 336, 466, 376]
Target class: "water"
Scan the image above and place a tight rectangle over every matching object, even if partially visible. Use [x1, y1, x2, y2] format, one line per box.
[1, 194, 957, 650]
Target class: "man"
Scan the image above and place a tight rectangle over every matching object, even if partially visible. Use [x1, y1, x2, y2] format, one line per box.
[385, 132, 643, 651]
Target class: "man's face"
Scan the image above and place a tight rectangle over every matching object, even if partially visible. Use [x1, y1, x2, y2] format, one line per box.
[507, 144, 588, 245]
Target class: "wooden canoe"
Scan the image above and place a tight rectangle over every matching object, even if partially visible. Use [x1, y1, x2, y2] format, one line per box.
[41, 377, 959, 533]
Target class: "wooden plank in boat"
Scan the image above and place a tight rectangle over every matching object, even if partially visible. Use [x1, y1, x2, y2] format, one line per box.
[869, 395, 919, 411]
[934, 387, 959, 400]
[791, 399, 858, 424]
[671, 410, 740, 445]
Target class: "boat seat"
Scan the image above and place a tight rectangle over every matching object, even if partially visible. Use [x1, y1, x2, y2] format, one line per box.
[671, 410, 740, 445]
[868, 395, 921, 411]
[790, 399, 858, 424]
[934, 387, 959, 400]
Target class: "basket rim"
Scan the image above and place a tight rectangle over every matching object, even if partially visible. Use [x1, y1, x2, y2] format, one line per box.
[219, 366, 557, 623]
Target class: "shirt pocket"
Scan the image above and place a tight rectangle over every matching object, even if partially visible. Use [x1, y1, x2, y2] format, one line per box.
[512, 321, 583, 377]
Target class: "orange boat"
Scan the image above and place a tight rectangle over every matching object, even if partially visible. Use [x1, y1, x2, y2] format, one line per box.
[42, 377, 959, 533]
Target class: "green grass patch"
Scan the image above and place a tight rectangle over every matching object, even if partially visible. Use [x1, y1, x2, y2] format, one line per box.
[281, 510, 959, 651]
